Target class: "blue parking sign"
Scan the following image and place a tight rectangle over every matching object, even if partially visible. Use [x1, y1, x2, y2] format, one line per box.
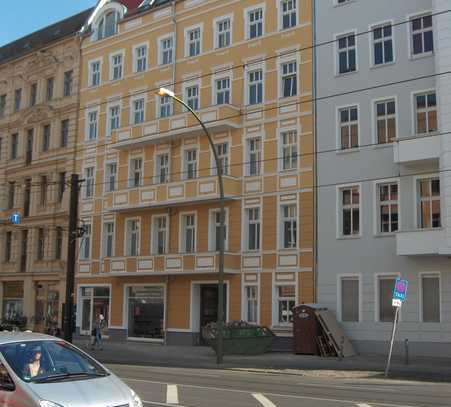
[393, 278, 408, 302]
[9, 212, 21, 225]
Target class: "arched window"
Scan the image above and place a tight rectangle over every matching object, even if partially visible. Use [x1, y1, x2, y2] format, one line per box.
[96, 10, 120, 40]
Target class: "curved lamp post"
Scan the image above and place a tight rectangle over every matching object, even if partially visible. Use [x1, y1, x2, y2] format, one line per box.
[158, 88, 225, 365]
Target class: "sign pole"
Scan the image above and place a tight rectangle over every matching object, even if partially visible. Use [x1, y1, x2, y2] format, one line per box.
[384, 306, 400, 377]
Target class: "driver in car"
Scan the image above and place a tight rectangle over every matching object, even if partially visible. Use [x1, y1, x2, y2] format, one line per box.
[23, 347, 46, 379]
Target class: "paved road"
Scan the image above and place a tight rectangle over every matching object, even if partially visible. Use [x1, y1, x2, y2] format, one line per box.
[109, 364, 451, 407]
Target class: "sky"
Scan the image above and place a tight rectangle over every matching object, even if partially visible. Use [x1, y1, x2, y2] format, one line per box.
[0, 0, 96, 47]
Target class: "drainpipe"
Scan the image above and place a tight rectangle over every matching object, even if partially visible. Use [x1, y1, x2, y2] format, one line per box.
[312, 0, 318, 304]
[171, 0, 177, 94]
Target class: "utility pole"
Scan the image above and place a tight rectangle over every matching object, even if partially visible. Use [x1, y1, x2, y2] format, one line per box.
[63, 174, 80, 342]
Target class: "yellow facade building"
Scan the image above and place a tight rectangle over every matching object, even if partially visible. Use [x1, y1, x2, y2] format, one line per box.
[75, 0, 314, 346]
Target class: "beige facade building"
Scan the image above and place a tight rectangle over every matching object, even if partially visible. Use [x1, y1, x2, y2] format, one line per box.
[0, 10, 91, 332]
[74, 0, 315, 347]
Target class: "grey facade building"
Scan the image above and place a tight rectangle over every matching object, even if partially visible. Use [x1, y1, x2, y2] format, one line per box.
[315, 0, 451, 356]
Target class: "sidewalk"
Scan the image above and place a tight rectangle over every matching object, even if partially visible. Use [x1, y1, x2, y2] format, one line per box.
[74, 338, 451, 382]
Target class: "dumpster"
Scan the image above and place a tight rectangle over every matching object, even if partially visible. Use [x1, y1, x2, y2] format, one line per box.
[293, 305, 320, 355]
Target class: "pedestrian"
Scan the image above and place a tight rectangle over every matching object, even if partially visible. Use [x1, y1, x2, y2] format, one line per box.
[91, 314, 105, 350]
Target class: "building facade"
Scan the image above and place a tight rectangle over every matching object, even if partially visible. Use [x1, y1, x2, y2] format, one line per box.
[75, 0, 314, 346]
[316, 0, 451, 356]
[0, 10, 91, 332]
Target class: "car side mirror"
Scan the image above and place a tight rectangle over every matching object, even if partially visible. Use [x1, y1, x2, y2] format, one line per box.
[0, 381, 15, 392]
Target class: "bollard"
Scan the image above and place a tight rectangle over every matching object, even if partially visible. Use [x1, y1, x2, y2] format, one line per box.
[404, 338, 409, 365]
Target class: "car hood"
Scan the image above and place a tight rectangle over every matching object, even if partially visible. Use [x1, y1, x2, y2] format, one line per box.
[29, 374, 131, 407]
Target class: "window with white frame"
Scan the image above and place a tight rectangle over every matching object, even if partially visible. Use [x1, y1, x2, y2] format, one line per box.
[134, 44, 148, 73]
[281, 130, 298, 171]
[411, 14, 433, 56]
[375, 99, 396, 144]
[111, 53, 123, 81]
[125, 219, 139, 256]
[159, 95, 172, 118]
[108, 104, 120, 136]
[339, 106, 358, 149]
[90, 60, 101, 87]
[337, 33, 356, 74]
[87, 110, 98, 141]
[276, 285, 295, 324]
[84, 167, 95, 199]
[341, 277, 359, 322]
[418, 177, 440, 228]
[244, 285, 258, 323]
[132, 98, 145, 125]
[185, 85, 199, 111]
[372, 23, 394, 66]
[421, 275, 440, 322]
[182, 214, 196, 253]
[160, 36, 173, 65]
[281, 204, 297, 249]
[211, 210, 227, 251]
[377, 182, 398, 233]
[248, 7, 263, 39]
[96, 10, 119, 40]
[280, 0, 297, 30]
[156, 153, 169, 184]
[216, 18, 231, 48]
[186, 27, 201, 57]
[248, 69, 263, 105]
[129, 157, 143, 188]
[80, 223, 91, 260]
[378, 276, 396, 322]
[414, 91, 437, 134]
[214, 142, 229, 176]
[153, 216, 168, 255]
[247, 137, 262, 176]
[103, 222, 114, 258]
[340, 186, 360, 236]
[215, 77, 230, 105]
[281, 61, 297, 97]
[184, 149, 197, 180]
[105, 162, 117, 193]
[246, 207, 260, 251]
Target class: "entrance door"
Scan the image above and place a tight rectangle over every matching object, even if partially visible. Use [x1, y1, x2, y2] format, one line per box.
[200, 285, 227, 343]
[81, 298, 92, 335]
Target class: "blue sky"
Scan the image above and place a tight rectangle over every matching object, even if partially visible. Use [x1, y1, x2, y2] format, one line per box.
[0, 0, 96, 47]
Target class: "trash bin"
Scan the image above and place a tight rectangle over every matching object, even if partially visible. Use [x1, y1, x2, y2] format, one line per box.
[292, 305, 320, 355]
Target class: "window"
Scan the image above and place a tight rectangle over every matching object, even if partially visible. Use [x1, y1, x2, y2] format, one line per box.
[184, 149, 197, 180]
[186, 27, 201, 57]
[81, 224, 91, 260]
[247, 137, 262, 176]
[421, 275, 440, 322]
[42, 124, 51, 152]
[280, 0, 297, 30]
[111, 53, 123, 81]
[248, 8, 263, 39]
[37, 228, 45, 260]
[0, 94, 5, 117]
[281, 130, 298, 170]
[411, 14, 433, 56]
[132, 98, 145, 124]
[214, 142, 229, 176]
[55, 227, 63, 260]
[5, 231, 12, 262]
[153, 216, 168, 255]
[185, 85, 199, 111]
[155, 153, 169, 184]
[30, 83, 37, 107]
[281, 204, 297, 249]
[134, 44, 148, 73]
[20, 230, 28, 272]
[90, 61, 101, 87]
[84, 167, 95, 199]
[246, 207, 260, 250]
[103, 222, 114, 258]
[418, 178, 440, 228]
[63, 70, 73, 97]
[105, 162, 117, 192]
[160, 36, 174, 65]
[46, 77, 54, 101]
[216, 18, 231, 48]
[375, 99, 396, 144]
[8, 182, 15, 209]
[97, 10, 119, 40]
[129, 157, 143, 187]
[215, 77, 230, 105]
[182, 214, 196, 253]
[87, 110, 98, 140]
[337, 33, 356, 74]
[244, 285, 258, 323]
[248, 69, 263, 105]
[341, 277, 359, 322]
[281, 61, 297, 97]
[26, 129, 33, 164]
[339, 106, 358, 149]
[23, 179, 31, 217]
[378, 277, 396, 322]
[415, 91, 437, 134]
[14, 89, 22, 112]
[211, 210, 227, 251]
[126, 219, 139, 256]
[58, 172, 66, 202]
[377, 182, 398, 233]
[108, 104, 120, 136]
[337, 0, 351, 3]
[276, 285, 295, 324]
[60, 119, 69, 148]
[340, 186, 360, 236]
[0, 137, 2, 161]
[372, 23, 393, 65]
[159, 95, 172, 118]
[10, 133, 18, 160]
[40, 176, 48, 206]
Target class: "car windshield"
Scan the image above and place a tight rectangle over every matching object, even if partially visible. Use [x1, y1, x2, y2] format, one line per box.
[0, 340, 108, 383]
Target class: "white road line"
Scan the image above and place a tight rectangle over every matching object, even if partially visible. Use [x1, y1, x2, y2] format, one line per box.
[252, 393, 277, 407]
[166, 384, 179, 405]
[357, 404, 373, 407]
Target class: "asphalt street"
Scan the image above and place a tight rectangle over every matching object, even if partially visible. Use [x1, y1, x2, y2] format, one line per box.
[108, 364, 451, 407]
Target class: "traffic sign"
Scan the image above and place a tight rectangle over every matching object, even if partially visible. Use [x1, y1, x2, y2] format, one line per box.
[392, 278, 408, 303]
[9, 212, 21, 225]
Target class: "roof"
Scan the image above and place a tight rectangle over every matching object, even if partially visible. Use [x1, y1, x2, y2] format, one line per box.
[118, 0, 143, 9]
[0, 332, 57, 345]
[0, 8, 93, 66]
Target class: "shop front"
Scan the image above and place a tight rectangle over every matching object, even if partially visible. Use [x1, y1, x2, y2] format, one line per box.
[78, 286, 111, 336]
[33, 282, 60, 333]
[2, 282, 24, 323]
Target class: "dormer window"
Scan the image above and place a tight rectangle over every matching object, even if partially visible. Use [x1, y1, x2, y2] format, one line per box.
[97, 10, 120, 40]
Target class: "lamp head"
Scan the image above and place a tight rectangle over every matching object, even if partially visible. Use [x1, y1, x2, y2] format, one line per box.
[158, 87, 175, 98]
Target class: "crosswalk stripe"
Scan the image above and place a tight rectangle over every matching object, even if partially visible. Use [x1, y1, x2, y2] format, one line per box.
[252, 393, 277, 407]
[166, 384, 179, 405]
[357, 404, 373, 407]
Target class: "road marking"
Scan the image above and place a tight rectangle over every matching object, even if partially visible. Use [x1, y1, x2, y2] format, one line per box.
[166, 384, 179, 404]
[357, 404, 373, 407]
[252, 393, 277, 407]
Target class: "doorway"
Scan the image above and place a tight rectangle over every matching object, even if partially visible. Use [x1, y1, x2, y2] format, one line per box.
[199, 284, 227, 344]
[79, 287, 110, 336]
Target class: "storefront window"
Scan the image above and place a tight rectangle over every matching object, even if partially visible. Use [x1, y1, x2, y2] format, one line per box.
[3, 282, 24, 321]
[127, 286, 164, 339]
[34, 283, 59, 332]
[79, 286, 110, 336]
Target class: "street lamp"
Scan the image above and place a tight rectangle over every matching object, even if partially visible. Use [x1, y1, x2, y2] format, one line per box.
[157, 88, 226, 364]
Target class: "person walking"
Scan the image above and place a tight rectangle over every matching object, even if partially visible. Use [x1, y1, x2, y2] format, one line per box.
[91, 314, 105, 350]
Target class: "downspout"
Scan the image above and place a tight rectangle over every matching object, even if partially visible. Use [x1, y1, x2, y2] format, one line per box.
[312, 0, 318, 304]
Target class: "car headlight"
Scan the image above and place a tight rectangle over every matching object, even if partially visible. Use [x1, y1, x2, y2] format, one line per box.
[40, 401, 64, 407]
[130, 389, 143, 407]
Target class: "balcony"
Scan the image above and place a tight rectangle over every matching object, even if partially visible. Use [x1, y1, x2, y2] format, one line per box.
[105, 175, 241, 212]
[393, 134, 440, 165]
[111, 104, 242, 150]
[396, 228, 444, 256]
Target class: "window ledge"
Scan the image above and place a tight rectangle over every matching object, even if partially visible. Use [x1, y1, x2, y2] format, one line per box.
[410, 52, 434, 61]
[373, 232, 396, 238]
[337, 235, 361, 240]
[334, 70, 358, 78]
[336, 148, 360, 155]
[373, 142, 394, 150]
